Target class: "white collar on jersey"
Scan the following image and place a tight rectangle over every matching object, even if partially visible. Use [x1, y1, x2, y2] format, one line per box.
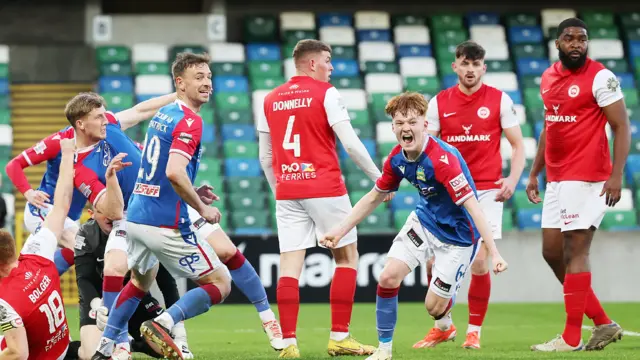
[174, 99, 189, 110]
[401, 134, 429, 162]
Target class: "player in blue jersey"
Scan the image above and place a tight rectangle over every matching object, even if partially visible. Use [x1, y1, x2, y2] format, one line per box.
[320, 92, 508, 360]
[91, 52, 282, 360]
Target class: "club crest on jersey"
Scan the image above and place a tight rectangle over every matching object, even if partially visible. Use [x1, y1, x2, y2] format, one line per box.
[477, 106, 490, 119]
[568, 85, 580, 98]
[607, 77, 620, 92]
[416, 166, 426, 181]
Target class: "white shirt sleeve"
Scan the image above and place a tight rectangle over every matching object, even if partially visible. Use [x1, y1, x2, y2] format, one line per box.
[592, 68, 624, 108]
[256, 101, 270, 133]
[0, 299, 24, 332]
[19, 227, 58, 262]
[332, 121, 382, 181]
[426, 95, 441, 132]
[324, 87, 351, 127]
[499, 92, 520, 129]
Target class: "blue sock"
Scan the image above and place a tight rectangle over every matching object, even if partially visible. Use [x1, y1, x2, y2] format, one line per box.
[226, 252, 270, 312]
[103, 283, 145, 341]
[53, 248, 73, 275]
[166, 285, 220, 324]
[376, 286, 399, 343]
[116, 325, 129, 345]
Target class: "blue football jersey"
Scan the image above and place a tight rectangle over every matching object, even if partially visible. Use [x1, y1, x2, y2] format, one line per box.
[73, 112, 142, 209]
[127, 100, 203, 229]
[375, 136, 480, 247]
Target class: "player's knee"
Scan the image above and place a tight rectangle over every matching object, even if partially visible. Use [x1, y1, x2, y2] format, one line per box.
[331, 242, 359, 268]
[542, 246, 562, 266]
[471, 257, 488, 274]
[426, 298, 449, 319]
[378, 269, 403, 289]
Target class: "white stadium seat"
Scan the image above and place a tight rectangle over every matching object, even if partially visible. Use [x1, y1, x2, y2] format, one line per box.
[483, 72, 519, 92]
[358, 42, 395, 62]
[209, 43, 245, 63]
[1, 193, 14, 218]
[135, 75, 173, 95]
[470, 25, 506, 43]
[541, 9, 577, 37]
[479, 42, 510, 61]
[0, 124, 11, 146]
[607, 189, 634, 211]
[588, 39, 624, 60]
[354, 11, 390, 29]
[501, 137, 538, 159]
[548, 40, 559, 61]
[0, 45, 9, 63]
[376, 122, 396, 143]
[399, 57, 438, 77]
[132, 43, 169, 63]
[394, 25, 431, 45]
[339, 89, 368, 110]
[251, 90, 270, 122]
[513, 104, 527, 125]
[319, 27, 356, 46]
[280, 12, 316, 31]
[283, 58, 296, 79]
[365, 73, 403, 94]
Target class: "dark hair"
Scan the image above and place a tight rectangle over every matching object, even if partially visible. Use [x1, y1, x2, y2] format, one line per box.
[292, 39, 332, 64]
[64, 92, 107, 128]
[171, 52, 212, 79]
[556, 18, 588, 38]
[455, 41, 486, 61]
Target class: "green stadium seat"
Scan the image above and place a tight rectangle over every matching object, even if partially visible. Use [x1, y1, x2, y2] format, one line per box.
[331, 46, 357, 60]
[0, 96, 10, 109]
[602, 59, 629, 73]
[349, 191, 368, 204]
[433, 29, 468, 47]
[600, 210, 638, 229]
[581, 11, 615, 27]
[505, 13, 538, 27]
[201, 143, 220, 158]
[248, 61, 283, 79]
[364, 61, 399, 74]
[393, 14, 427, 26]
[215, 93, 251, 110]
[370, 93, 395, 111]
[0, 64, 8, 79]
[378, 142, 396, 156]
[100, 62, 132, 76]
[435, 43, 457, 63]
[0, 109, 9, 125]
[623, 89, 639, 107]
[521, 75, 542, 89]
[513, 191, 544, 210]
[524, 88, 543, 108]
[194, 172, 224, 194]
[231, 211, 270, 230]
[332, 77, 364, 89]
[228, 193, 266, 212]
[512, 44, 546, 60]
[502, 208, 514, 231]
[96, 46, 131, 64]
[590, 27, 620, 40]
[624, 27, 640, 41]
[224, 141, 259, 158]
[123, 127, 139, 142]
[196, 157, 222, 177]
[102, 93, 134, 110]
[136, 62, 170, 75]
[282, 30, 317, 46]
[0, 145, 11, 158]
[630, 138, 640, 154]
[431, 14, 464, 31]
[393, 209, 413, 230]
[520, 123, 533, 138]
[226, 177, 264, 193]
[244, 15, 278, 42]
[251, 77, 285, 90]
[404, 76, 441, 93]
[620, 13, 640, 28]
[359, 210, 394, 233]
[346, 173, 375, 192]
[199, 106, 214, 124]
[211, 62, 245, 76]
[170, 45, 207, 60]
[486, 60, 514, 73]
[217, 109, 253, 125]
[353, 124, 374, 138]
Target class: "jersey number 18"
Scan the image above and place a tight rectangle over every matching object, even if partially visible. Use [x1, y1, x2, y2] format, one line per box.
[38, 290, 65, 334]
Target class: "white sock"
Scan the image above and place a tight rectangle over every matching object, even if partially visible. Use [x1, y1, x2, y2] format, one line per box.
[259, 309, 276, 323]
[96, 337, 115, 356]
[435, 313, 453, 331]
[467, 324, 481, 336]
[172, 321, 187, 341]
[155, 312, 175, 331]
[283, 337, 297, 347]
[330, 331, 349, 341]
[378, 340, 393, 351]
[116, 341, 130, 352]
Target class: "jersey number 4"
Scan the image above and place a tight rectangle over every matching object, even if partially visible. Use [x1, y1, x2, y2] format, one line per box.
[283, 115, 301, 157]
[140, 134, 161, 181]
[38, 290, 65, 334]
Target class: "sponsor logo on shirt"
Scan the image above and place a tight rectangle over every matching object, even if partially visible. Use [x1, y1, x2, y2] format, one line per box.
[406, 228, 424, 248]
[178, 132, 193, 144]
[149, 120, 169, 132]
[79, 183, 92, 198]
[449, 173, 469, 192]
[545, 104, 577, 123]
[102, 143, 112, 166]
[133, 183, 160, 197]
[444, 124, 491, 142]
[178, 253, 201, 273]
[155, 112, 174, 123]
[434, 277, 452, 293]
[34, 141, 47, 155]
[280, 162, 317, 181]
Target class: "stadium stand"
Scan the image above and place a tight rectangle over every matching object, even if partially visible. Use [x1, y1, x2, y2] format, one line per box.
[0, 44, 12, 230]
[92, 9, 640, 235]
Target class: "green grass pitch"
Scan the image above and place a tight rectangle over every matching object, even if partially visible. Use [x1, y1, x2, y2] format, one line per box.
[65, 303, 640, 359]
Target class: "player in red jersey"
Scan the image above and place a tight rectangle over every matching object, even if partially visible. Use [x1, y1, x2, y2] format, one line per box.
[527, 18, 629, 352]
[257, 39, 387, 358]
[0, 138, 98, 359]
[413, 41, 525, 350]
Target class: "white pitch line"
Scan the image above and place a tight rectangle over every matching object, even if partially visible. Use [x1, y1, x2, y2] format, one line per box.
[582, 325, 640, 337]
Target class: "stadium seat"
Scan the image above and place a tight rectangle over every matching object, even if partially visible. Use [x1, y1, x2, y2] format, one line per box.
[319, 27, 356, 46]
[215, 92, 251, 110]
[359, 209, 394, 233]
[221, 124, 256, 142]
[0, 124, 11, 146]
[134, 75, 173, 101]
[98, 76, 133, 94]
[132, 43, 169, 74]
[588, 39, 625, 59]
[209, 43, 246, 63]
[354, 11, 390, 30]
[224, 140, 259, 158]
[505, 13, 538, 27]
[470, 25, 506, 43]
[224, 159, 262, 177]
[390, 192, 420, 211]
[600, 210, 639, 231]
[102, 93, 134, 113]
[214, 76, 249, 93]
[359, 42, 395, 64]
[246, 44, 281, 62]
[483, 72, 519, 92]
[393, 209, 413, 230]
[394, 25, 430, 45]
[96, 46, 131, 64]
[365, 74, 403, 94]
[509, 26, 544, 44]
[467, 12, 500, 26]
[244, 15, 278, 42]
[516, 208, 542, 230]
[541, 9, 577, 37]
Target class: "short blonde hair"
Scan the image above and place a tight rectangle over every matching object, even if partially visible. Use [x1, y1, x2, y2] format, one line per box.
[64, 92, 106, 127]
[384, 92, 428, 118]
[292, 39, 332, 64]
[0, 229, 16, 265]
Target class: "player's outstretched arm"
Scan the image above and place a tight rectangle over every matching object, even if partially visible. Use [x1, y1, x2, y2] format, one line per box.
[116, 92, 177, 131]
[42, 139, 75, 240]
[333, 121, 382, 181]
[462, 196, 507, 274]
[0, 325, 29, 360]
[258, 131, 277, 194]
[321, 188, 387, 248]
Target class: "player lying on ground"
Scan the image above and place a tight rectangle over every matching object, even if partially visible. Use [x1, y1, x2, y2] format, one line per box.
[92, 52, 282, 360]
[258, 39, 389, 358]
[415, 40, 525, 350]
[320, 92, 508, 360]
[4, 92, 177, 277]
[526, 17, 630, 352]
[74, 207, 187, 360]
[0, 138, 114, 360]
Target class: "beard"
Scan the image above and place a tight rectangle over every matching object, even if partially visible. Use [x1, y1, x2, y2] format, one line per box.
[558, 48, 587, 70]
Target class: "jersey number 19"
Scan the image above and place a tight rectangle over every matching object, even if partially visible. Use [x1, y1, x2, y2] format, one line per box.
[140, 134, 161, 181]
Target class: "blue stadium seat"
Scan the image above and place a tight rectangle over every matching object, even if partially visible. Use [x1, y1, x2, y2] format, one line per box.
[339, 138, 376, 160]
[615, 72, 636, 89]
[357, 30, 392, 42]
[0, 79, 8, 95]
[246, 44, 281, 61]
[467, 12, 500, 26]
[99, 76, 134, 93]
[331, 60, 359, 77]
[202, 123, 216, 144]
[135, 94, 159, 103]
[516, 173, 543, 190]
[630, 120, 640, 139]
[390, 192, 420, 211]
[442, 74, 458, 89]
[508, 26, 544, 44]
[534, 121, 544, 139]
[628, 41, 640, 58]
[625, 154, 640, 184]
[505, 90, 522, 105]
[397, 45, 432, 58]
[214, 76, 249, 93]
[516, 208, 542, 230]
[318, 13, 352, 27]
[224, 159, 262, 177]
[516, 59, 550, 76]
[221, 124, 256, 142]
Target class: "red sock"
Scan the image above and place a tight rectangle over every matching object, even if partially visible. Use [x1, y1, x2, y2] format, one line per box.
[584, 287, 611, 326]
[562, 272, 590, 347]
[330, 267, 357, 333]
[277, 277, 300, 339]
[468, 272, 491, 327]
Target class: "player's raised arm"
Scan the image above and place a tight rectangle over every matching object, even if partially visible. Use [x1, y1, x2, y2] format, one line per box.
[116, 92, 177, 131]
[0, 300, 29, 360]
[42, 138, 76, 240]
[425, 96, 441, 137]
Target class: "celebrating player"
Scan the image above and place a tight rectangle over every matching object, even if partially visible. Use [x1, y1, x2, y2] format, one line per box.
[527, 18, 629, 351]
[0, 138, 95, 359]
[320, 92, 508, 360]
[413, 41, 525, 349]
[257, 39, 386, 358]
[4, 93, 176, 277]
[74, 207, 189, 360]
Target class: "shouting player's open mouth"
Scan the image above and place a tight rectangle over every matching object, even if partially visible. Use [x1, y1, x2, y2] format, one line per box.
[401, 133, 414, 146]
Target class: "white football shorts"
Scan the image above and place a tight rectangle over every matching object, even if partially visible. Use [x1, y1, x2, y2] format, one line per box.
[387, 211, 481, 300]
[23, 203, 78, 234]
[541, 181, 606, 232]
[476, 189, 504, 239]
[275, 194, 357, 253]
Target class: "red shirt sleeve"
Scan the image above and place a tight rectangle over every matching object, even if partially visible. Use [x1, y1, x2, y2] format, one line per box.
[169, 114, 203, 160]
[105, 111, 121, 127]
[431, 151, 474, 206]
[7, 132, 66, 194]
[375, 150, 403, 192]
[73, 163, 106, 207]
